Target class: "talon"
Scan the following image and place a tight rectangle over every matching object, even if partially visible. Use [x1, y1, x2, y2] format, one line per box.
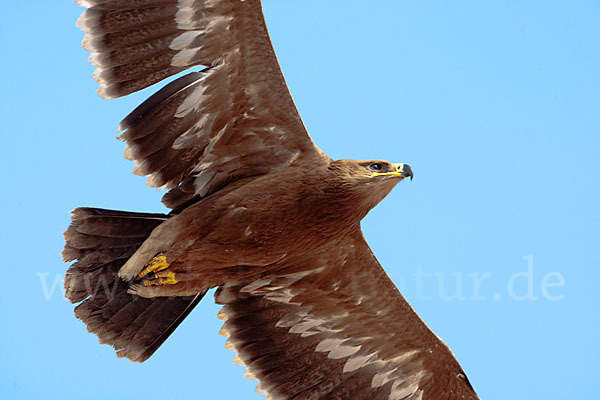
[154, 270, 174, 279]
[142, 271, 178, 286]
[137, 254, 169, 279]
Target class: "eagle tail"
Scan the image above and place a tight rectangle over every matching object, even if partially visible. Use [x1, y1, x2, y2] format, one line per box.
[63, 207, 205, 362]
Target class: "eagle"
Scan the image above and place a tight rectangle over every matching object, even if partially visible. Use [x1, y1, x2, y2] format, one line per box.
[63, 1, 479, 399]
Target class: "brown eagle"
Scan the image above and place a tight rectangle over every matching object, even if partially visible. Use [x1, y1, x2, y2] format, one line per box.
[63, 1, 479, 399]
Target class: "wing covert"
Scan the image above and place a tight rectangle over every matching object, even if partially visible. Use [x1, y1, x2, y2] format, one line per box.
[76, 0, 325, 208]
[216, 231, 479, 400]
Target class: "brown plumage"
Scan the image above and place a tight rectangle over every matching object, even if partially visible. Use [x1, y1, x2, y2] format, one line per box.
[64, 1, 479, 399]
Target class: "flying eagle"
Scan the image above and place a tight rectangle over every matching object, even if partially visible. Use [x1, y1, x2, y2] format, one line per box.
[63, 1, 479, 399]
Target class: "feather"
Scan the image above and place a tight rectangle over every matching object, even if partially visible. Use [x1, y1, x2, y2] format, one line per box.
[63, 207, 204, 362]
[213, 231, 478, 399]
[75, 0, 322, 209]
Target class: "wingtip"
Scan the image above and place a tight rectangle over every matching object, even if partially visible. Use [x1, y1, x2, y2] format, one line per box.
[97, 85, 116, 99]
[75, 13, 86, 29]
[81, 35, 99, 52]
[74, 0, 93, 8]
[122, 145, 134, 160]
[75, 9, 98, 33]
[92, 68, 109, 84]
[88, 52, 106, 68]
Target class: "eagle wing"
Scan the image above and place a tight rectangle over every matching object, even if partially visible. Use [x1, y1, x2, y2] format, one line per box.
[216, 230, 479, 400]
[76, 0, 325, 209]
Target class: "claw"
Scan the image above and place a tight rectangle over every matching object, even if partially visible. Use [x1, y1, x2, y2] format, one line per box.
[142, 271, 177, 286]
[137, 254, 169, 279]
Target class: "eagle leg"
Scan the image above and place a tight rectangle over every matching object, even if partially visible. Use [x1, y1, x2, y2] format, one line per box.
[137, 254, 170, 279]
[143, 270, 178, 286]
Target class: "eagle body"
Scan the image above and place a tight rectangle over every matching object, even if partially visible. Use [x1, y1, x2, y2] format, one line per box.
[121, 159, 402, 297]
[64, 1, 480, 399]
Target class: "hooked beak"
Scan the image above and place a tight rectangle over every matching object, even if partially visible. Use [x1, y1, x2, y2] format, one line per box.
[393, 163, 413, 181]
[370, 163, 414, 180]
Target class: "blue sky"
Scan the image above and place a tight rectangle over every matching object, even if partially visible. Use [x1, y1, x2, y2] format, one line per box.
[1, 1, 599, 399]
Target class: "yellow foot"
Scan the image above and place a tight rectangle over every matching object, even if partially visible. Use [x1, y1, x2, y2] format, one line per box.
[142, 271, 178, 286]
[137, 254, 169, 279]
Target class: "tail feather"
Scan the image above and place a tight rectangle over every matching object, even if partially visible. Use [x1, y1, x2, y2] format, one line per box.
[63, 207, 205, 362]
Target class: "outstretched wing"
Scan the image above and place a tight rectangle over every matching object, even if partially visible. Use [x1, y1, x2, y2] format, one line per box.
[76, 0, 325, 209]
[216, 230, 479, 400]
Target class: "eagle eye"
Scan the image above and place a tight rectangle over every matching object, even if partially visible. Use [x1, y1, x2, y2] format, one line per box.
[368, 162, 383, 171]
